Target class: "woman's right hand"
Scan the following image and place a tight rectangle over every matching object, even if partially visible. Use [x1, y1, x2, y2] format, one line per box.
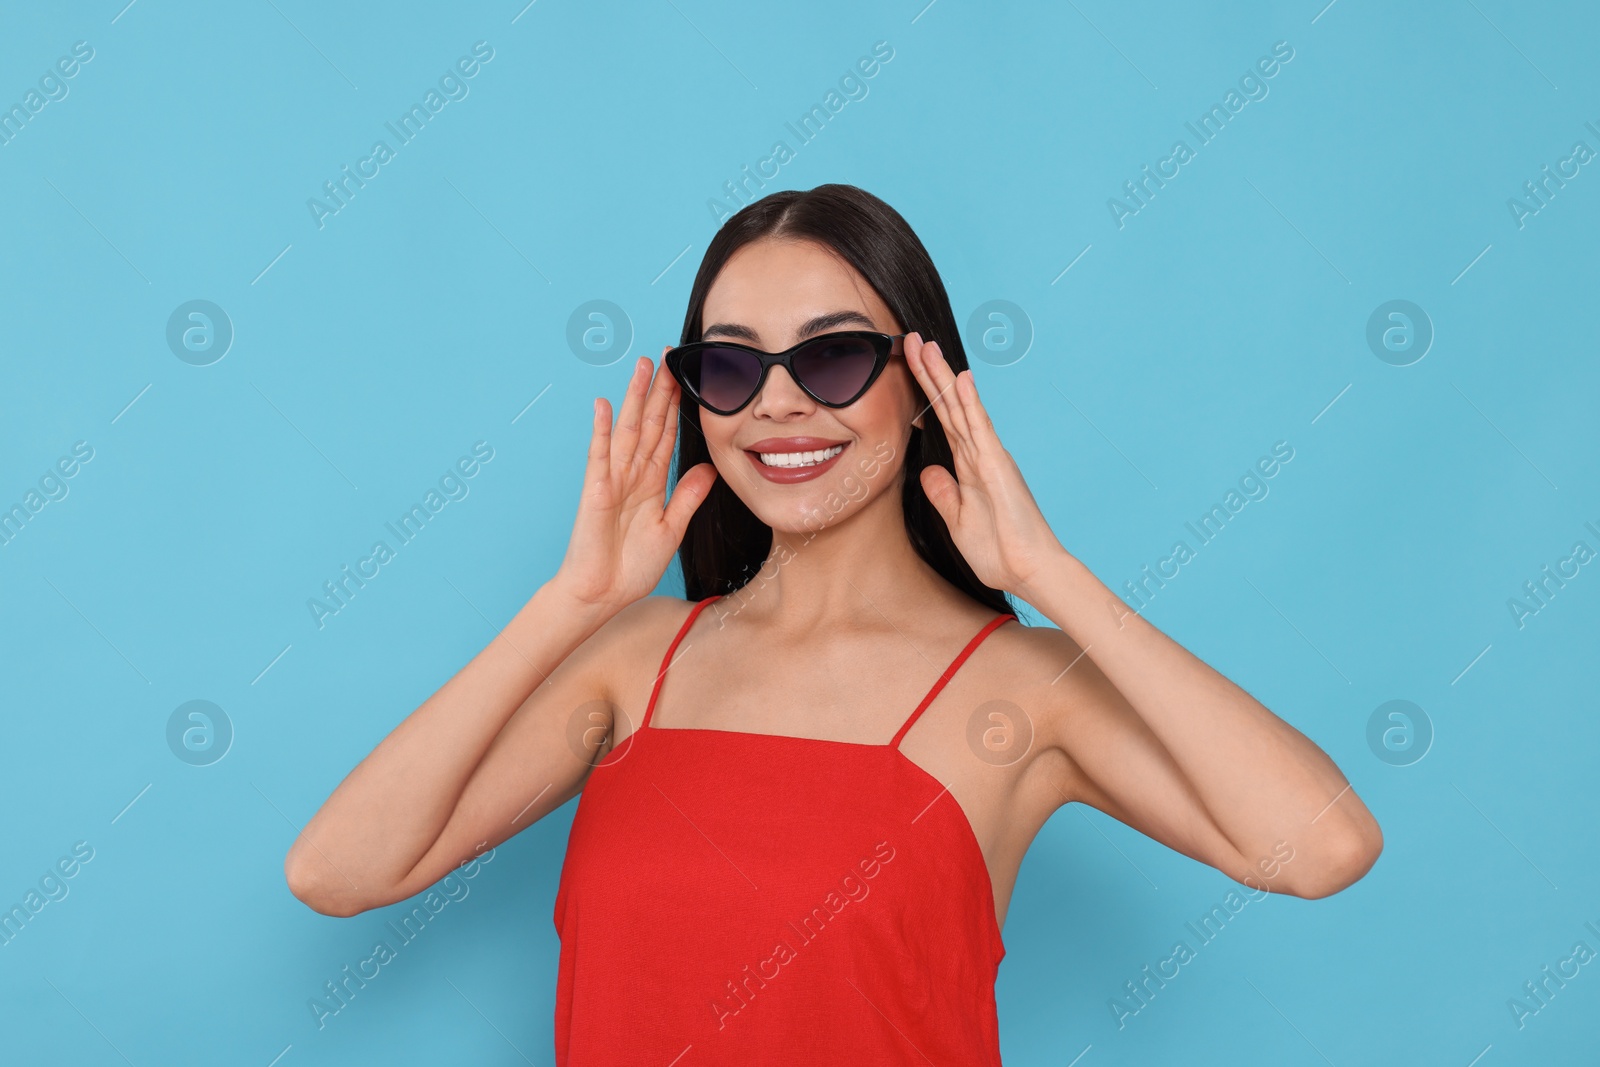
[553, 350, 718, 612]
[289, 355, 709, 915]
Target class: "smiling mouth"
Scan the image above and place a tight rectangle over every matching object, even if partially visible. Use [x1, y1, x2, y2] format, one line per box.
[751, 445, 846, 468]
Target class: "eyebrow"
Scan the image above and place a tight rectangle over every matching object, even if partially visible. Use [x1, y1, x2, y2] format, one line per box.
[700, 309, 878, 343]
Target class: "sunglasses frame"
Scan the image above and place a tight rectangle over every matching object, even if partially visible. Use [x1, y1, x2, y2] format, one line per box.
[664, 330, 908, 416]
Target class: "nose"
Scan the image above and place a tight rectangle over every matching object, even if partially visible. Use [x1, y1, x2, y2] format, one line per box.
[748, 363, 815, 418]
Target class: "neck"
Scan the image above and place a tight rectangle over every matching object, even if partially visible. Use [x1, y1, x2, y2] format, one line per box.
[712, 476, 952, 635]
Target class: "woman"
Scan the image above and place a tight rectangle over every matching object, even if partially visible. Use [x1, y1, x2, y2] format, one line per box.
[285, 184, 1382, 1064]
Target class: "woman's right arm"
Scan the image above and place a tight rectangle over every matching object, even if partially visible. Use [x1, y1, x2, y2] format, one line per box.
[283, 353, 716, 917]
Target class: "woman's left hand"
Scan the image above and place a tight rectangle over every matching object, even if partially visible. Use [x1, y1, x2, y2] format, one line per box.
[904, 332, 1069, 598]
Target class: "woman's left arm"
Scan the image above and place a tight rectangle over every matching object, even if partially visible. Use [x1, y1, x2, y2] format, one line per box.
[905, 333, 1383, 899]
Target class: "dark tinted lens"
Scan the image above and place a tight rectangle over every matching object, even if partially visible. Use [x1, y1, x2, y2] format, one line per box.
[792, 336, 879, 405]
[688, 346, 763, 412]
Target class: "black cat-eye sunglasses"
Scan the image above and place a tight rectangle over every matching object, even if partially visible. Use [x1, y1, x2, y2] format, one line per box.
[664, 330, 907, 416]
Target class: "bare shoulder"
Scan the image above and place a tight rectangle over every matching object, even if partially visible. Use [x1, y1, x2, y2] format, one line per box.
[919, 613, 1096, 834]
[575, 594, 701, 728]
[978, 614, 1086, 680]
[975, 617, 1113, 747]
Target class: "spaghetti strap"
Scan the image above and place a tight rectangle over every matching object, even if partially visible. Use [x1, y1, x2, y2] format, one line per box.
[553, 603, 1012, 1063]
[890, 612, 1015, 750]
[640, 595, 721, 729]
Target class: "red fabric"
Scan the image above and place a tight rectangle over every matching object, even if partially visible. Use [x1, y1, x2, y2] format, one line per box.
[553, 594, 1016, 1065]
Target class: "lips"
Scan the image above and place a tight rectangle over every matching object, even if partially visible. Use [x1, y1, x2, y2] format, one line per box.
[743, 438, 851, 484]
[743, 437, 850, 452]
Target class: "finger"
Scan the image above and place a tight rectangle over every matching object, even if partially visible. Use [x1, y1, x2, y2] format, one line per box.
[929, 341, 974, 444]
[909, 334, 968, 444]
[954, 368, 1002, 453]
[645, 381, 683, 484]
[662, 461, 718, 541]
[918, 463, 960, 526]
[633, 348, 675, 473]
[917, 338, 974, 452]
[587, 396, 612, 469]
[903, 331, 939, 420]
[610, 357, 652, 470]
[906, 332, 959, 437]
[583, 396, 613, 505]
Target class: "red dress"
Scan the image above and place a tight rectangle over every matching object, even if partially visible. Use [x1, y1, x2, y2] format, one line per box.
[553, 594, 1016, 1065]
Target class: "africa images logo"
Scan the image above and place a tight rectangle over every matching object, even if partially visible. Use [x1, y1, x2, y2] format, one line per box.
[306, 41, 495, 230]
[307, 442, 494, 630]
[709, 841, 897, 1030]
[1106, 40, 1295, 229]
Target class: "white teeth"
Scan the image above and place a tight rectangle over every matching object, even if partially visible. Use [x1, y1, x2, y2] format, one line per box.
[757, 445, 844, 468]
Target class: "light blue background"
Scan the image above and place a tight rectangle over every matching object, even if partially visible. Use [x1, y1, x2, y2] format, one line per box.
[3, 1, 1597, 1064]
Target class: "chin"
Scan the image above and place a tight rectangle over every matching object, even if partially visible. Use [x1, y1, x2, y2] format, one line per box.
[722, 436, 903, 532]
[767, 506, 848, 539]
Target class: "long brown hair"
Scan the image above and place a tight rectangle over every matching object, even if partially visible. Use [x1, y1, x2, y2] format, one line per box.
[671, 183, 1016, 618]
